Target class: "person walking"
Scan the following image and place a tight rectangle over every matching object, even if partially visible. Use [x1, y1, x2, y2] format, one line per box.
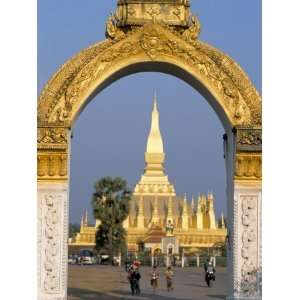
[127, 264, 142, 295]
[127, 265, 134, 295]
[131, 266, 141, 295]
[150, 265, 159, 294]
[164, 266, 174, 292]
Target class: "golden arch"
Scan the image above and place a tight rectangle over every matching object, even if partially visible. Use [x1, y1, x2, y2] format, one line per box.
[37, 19, 262, 300]
[38, 22, 261, 130]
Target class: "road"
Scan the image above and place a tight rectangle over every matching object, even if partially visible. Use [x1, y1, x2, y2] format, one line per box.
[68, 265, 227, 300]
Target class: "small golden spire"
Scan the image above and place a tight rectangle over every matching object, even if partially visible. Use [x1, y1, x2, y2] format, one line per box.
[191, 196, 195, 215]
[183, 194, 188, 215]
[221, 213, 226, 229]
[84, 209, 88, 226]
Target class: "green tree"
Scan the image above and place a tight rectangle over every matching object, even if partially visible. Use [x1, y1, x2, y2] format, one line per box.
[91, 176, 132, 265]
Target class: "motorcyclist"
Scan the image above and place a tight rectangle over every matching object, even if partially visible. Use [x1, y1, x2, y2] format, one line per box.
[205, 261, 216, 285]
[204, 258, 210, 272]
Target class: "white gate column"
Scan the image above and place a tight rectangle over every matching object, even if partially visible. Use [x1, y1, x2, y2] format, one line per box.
[231, 181, 261, 299]
[38, 182, 69, 300]
[37, 127, 70, 300]
[227, 128, 262, 300]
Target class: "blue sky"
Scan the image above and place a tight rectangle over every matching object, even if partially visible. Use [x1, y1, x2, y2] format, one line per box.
[38, 0, 261, 224]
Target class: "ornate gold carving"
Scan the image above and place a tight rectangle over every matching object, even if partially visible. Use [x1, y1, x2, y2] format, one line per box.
[182, 16, 201, 43]
[37, 39, 114, 126]
[147, 5, 161, 19]
[38, 21, 261, 128]
[128, 6, 136, 16]
[37, 127, 69, 181]
[140, 26, 166, 59]
[37, 153, 68, 181]
[235, 153, 262, 180]
[37, 127, 68, 151]
[105, 14, 126, 40]
[116, 0, 191, 28]
[172, 7, 181, 19]
[236, 128, 262, 152]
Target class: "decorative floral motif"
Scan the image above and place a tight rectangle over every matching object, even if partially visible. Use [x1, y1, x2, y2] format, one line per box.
[147, 5, 161, 19]
[239, 196, 260, 297]
[43, 194, 61, 292]
[140, 29, 165, 59]
[38, 128, 68, 145]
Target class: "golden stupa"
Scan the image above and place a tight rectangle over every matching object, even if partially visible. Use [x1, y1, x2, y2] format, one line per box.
[70, 94, 227, 255]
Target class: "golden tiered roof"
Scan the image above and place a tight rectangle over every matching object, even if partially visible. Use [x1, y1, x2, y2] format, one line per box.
[143, 224, 166, 244]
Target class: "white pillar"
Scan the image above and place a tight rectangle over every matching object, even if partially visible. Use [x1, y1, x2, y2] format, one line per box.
[196, 255, 200, 268]
[181, 252, 185, 268]
[38, 182, 69, 300]
[230, 181, 262, 299]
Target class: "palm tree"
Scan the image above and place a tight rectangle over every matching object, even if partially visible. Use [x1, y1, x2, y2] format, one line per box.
[91, 176, 132, 265]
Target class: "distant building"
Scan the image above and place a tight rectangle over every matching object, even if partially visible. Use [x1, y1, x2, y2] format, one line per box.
[69, 95, 227, 255]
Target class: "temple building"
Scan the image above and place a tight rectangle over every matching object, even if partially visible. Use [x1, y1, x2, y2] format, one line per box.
[69, 95, 227, 255]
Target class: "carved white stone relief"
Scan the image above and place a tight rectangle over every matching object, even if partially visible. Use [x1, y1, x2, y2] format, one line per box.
[232, 184, 261, 299]
[38, 183, 68, 300]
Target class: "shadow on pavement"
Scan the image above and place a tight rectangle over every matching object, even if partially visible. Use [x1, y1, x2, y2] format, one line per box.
[184, 283, 209, 288]
[207, 295, 226, 299]
[68, 287, 118, 300]
[68, 287, 215, 300]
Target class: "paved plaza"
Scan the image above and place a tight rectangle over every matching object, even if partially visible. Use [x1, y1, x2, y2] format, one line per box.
[68, 265, 227, 300]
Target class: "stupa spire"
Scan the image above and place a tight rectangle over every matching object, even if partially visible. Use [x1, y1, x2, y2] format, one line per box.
[146, 92, 164, 154]
[84, 209, 88, 226]
[133, 92, 175, 196]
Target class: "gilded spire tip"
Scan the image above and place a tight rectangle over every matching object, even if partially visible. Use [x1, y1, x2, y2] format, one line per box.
[153, 90, 158, 111]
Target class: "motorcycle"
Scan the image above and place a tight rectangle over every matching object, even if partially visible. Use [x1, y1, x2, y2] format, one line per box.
[205, 270, 215, 287]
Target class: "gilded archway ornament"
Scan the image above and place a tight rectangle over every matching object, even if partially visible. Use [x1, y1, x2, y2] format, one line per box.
[38, 18, 261, 129]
